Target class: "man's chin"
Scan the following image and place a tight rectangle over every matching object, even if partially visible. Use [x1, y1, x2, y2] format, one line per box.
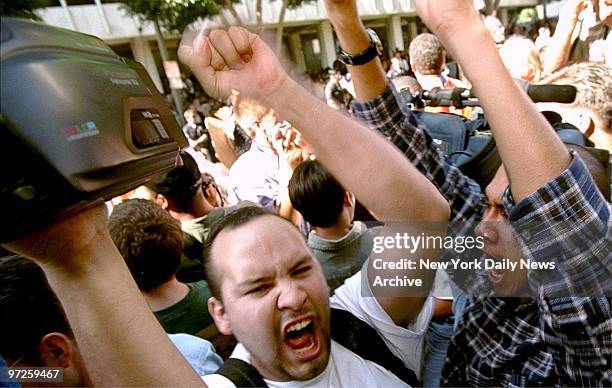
[492, 281, 529, 298]
[286, 352, 329, 381]
[492, 285, 512, 297]
[282, 336, 330, 381]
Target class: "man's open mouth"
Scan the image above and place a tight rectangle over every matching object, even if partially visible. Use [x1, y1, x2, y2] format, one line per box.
[488, 267, 506, 284]
[283, 317, 320, 360]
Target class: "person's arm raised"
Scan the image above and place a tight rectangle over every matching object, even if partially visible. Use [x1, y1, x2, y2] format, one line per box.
[3, 207, 205, 387]
[413, 0, 571, 202]
[324, 0, 485, 230]
[179, 27, 449, 325]
[205, 116, 238, 168]
[179, 27, 449, 223]
[323, 0, 388, 101]
[542, 0, 587, 74]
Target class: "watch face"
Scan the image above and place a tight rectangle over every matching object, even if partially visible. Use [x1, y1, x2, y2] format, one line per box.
[367, 29, 384, 56]
[375, 41, 383, 56]
[338, 51, 353, 66]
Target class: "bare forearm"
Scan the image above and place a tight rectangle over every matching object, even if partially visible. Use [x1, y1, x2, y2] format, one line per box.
[270, 78, 448, 222]
[179, 25, 447, 221]
[543, 16, 579, 74]
[444, 23, 570, 201]
[330, 18, 388, 101]
[206, 117, 238, 168]
[43, 236, 204, 387]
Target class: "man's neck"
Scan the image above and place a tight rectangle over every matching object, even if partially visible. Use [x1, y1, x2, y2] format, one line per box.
[415, 72, 444, 90]
[244, 341, 332, 383]
[313, 220, 353, 241]
[143, 277, 190, 312]
[169, 196, 215, 221]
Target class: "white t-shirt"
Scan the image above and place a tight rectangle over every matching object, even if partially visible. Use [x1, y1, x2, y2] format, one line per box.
[202, 341, 408, 388]
[432, 269, 453, 300]
[202, 269, 433, 387]
[329, 269, 433, 374]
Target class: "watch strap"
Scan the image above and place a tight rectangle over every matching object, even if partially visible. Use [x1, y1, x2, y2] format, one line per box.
[338, 29, 381, 66]
[340, 44, 379, 66]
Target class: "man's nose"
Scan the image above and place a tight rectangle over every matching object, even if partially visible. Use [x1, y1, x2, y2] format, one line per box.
[475, 213, 499, 244]
[277, 281, 307, 312]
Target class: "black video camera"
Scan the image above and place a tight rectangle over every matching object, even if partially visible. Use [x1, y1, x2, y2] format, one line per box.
[396, 84, 607, 188]
[0, 18, 188, 241]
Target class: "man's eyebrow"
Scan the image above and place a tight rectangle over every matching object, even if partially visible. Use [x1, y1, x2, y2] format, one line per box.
[288, 256, 312, 272]
[483, 190, 502, 207]
[237, 275, 273, 289]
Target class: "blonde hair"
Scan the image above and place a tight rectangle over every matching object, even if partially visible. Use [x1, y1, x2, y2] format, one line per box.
[540, 62, 612, 132]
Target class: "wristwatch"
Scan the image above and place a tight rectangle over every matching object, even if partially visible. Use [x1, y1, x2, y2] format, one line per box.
[337, 28, 383, 66]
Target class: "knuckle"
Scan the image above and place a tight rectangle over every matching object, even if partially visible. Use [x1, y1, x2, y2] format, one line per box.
[209, 29, 226, 41]
[211, 57, 225, 69]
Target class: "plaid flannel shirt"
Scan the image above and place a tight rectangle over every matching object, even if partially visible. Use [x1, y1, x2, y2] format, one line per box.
[351, 85, 611, 387]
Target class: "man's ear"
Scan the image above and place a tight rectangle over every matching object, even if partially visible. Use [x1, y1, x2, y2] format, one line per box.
[208, 297, 232, 336]
[38, 332, 74, 369]
[204, 184, 217, 203]
[568, 108, 594, 134]
[343, 191, 355, 208]
[155, 193, 169, 210]
[582, 112, 596, 137]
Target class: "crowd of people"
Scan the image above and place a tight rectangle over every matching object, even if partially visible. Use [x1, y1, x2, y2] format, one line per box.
[1, 0, 610, 387]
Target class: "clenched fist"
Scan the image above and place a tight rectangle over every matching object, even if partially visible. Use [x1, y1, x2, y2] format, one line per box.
[178, 27, 290, 106]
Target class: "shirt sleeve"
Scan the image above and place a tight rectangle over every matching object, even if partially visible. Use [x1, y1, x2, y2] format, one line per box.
[506, 152, 611, 297]
[506, 152, 612, 385]
[351, 84, 486, 227]
[351, 84, 487, 292]
[168, 333, 223, 376]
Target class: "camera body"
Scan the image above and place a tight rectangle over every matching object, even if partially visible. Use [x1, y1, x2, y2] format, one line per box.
[0, 17, 187, 241]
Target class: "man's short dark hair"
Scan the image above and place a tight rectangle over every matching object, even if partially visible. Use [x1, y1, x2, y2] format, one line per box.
[146, 152, 202, 213]
[332, 59, 348, 75]
[409, 33, 445, 75]
[202, 206, 291, 300]
[0, 256, 71, 364]
[108, 199, 184, 291]
[288, 160, 345, 228]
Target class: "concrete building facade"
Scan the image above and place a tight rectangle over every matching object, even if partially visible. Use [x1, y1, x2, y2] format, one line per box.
[36, 0, 538, 93]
